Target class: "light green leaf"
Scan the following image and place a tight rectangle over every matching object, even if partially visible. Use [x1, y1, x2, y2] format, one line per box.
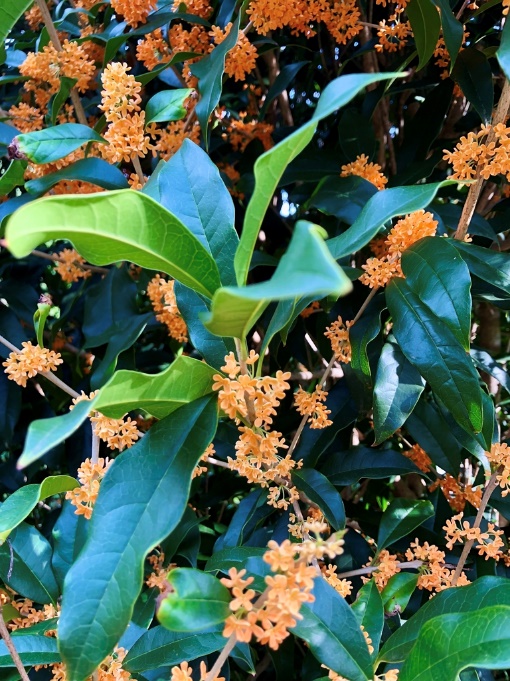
[204, 221, 352, 338]
[0, 476, 78, 543]
[5, 190, 221, 298]
[0, 0, 33, 43]
[58, 395, 218, 681]
[407, 0, 441, 70]
[17, 398, 97, 470]
[377, 499, 434, 552]
[145, 88, 193, 124]
[234, 72, 403, 286]
[157, 568, 231, 632]
[95, 355, 216, 418]
[399, 606, 510, 681]
[16, 124, 106, 164]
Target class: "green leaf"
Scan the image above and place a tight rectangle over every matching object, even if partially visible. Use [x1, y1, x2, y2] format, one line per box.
[308, 175, 378, 224]
[17, 398, 97, 470]
[399, 605, 510, 681]
[16, 124, 106, 164]
[292, 468, 345, 530]
[0, 476, 78, 543]
[326, 181, 450, 261]
[497, 17, 510, 81]
[33, 300, 51, 349]
[51, 501, 88, 591]
[386, 277, 484, 434]
[235, 72, 403, 286]
[352, 581, 384, 660]
[25, 158, 130, 195]
[373, 340, 425, 445]
[94, 355, 216, 418]
[320, 446, 419, 486]
[205, 546, 266, 574]
[0, 522, 59, 604]
[377, 499, 434, 552]
[434, 0, 463, 69]
[58, 395, 218, 681]
[5, 190, 221, 298]
[452, 241, 510, 297]
[0, 636, 60, 668]
[0, 161, 27, 196]
[143, 139, 239, 286]
[349, 294, 384, 401]
[0, 0, 33, 43]
[406, 0, 441, 70]
[401, 237, 472, 350]
[452, 47, 494, 124]
[204, 221, 352, 338]
[157, 568, 231, 632]
[379, 576, 510, 663]
[123, 625, 225, 672]
[259, 61, 310, 118]
[145, 88, 193, 124]
[47, 77, 78, 126]
[292, 576, 373, 681]
[382, 573, 418, 616]
[190, 16, 240, 145]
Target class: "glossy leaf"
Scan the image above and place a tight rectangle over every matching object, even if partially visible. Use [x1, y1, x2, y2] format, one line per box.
[452, 47, 494, 124]
[17, 398, 97, 470]
[379, 576, 510, 662]
[407, 0, 441, 70]
[292, 576, 373, 680]
[157, 568, 231, 632]
[382, 573, 418, 616]
[401, 237, 472, 350]
[0, 475, 78, 543]
[58, 395, 218, 681]
[0, 0, 33, 43]
[51, 501, 88, 591]
[321, 446, 420, 486]
[373, 340, 425, 444]
[292, 468, 345, 530]
[204, 221, 352, 338]
[235, 72, 402, 286]
[47, 77, 77, 126]
[352, 581, 384, 660]
[434, 0, 463, 68]
[94, 355, 216, 418]
[260, 61, 310, 118]
[308, 175, 378, 224]
[25, 158, 130, 195]
[6, 190, 221, 298]
[143, 139, 239, 286]
[327, 181, 450, 261]
[386, 277, 483, 434]
[498, 16, 510, 81]
[452, 240, 510, 297]
[377, 499, 434, 552]
[0, 636, 60, 667]
[205, 546, 266, 574]
[145, 88, 193, 124]
[0, 161, 27, 196]
[399, 606, 510, 681]
[16, 124, 106, 164]
[123, 625, 225, 672]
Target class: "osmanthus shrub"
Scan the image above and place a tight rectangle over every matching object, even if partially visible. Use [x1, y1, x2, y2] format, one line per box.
[2, 0, 510, 680]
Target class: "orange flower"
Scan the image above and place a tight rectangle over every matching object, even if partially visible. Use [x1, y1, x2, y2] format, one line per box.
[375, 18, 411, 52]
[136, 29, 172, 71]
[403, 443, 432, 473]
[210, 23, 258, 81]
[3, 342, 63, 388]
[8, 103, 44, 134]
[66, 457, 112, 519]
[146, 275, 188, 343]
[54, 248, 92, 283]
[485, 442, 510, 496]
[100, 62, 142, 121]
[111, 0, 156, 26]
[324, 317, 352, 363]
[171, 0, 213, 18]
[89, 413, 141, 451]
[294, 387, 333, 429]
[341, 154, 387, 190]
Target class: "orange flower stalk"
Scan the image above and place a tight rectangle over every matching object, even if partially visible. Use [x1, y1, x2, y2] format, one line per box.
[66, 457, 112, 519]
[3, 342, 63, 387]
[324, 316, 352, 363]
[443, 512, 505, 560]
[484, 441, 510, 496]
[146, 275, 188, 343]
[294, 387, 333, 429]
[341, 153, 388, 190]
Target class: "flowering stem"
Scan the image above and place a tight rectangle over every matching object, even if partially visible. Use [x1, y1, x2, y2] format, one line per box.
[0, 335, 80, 400]
[34, 0, 89, 127]
[0, 604, 30, 681]
[450, 470, 499, 585]
[455, 78, 510, 240]
[132, 155, 146, 187]
[335, 559, 423, 579]
[234, 338, 257, 425]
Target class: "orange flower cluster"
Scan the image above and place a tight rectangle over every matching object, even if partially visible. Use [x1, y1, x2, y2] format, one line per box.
[209, 23, 258, 81]
[9, 599, 59, 632]
[300, 300, 321, 318]
[222, 534, 343, 650]
[172, 0, 213, 19]
[375, 18, 411, 52]
[405, 539, 469, 592]
[90, 413, 141, 451]
[146, 550, 176, 591]
[54, 248, 92, 283]
[66, 457, 112, 519]
[434, 30, 468, 78]
[146, 275, 188, 343]
[8, 103, 44, 133]
[111, 0, 156, 26]
[444, 512, 505, 560]
[217, 162, 244, 199]
[365, 549, 401, 591]
[443, 123, 510, 182]
[403, 443, 432, 473]
[486, 442, 510, 496]
[100, 62, 152, 163]
[20, 40, 95, 108]
[3, 342, 63, 388]
[136, 29, 172, 71]
[327, 670, 399, 681]
[223, 116, 274, 152]
[192, 443, 216, 479]
[359, 210, 438, 288]
[294, 387, 333, 429]
[52, 647, 131, 681]
[150, 120, 201, 162]
[429, 474, 482, 512]
[324, 316, 352, 363]
[341, 154, 388, 190]
[170, 661, 223, 681]
[321, 563, 352, 597]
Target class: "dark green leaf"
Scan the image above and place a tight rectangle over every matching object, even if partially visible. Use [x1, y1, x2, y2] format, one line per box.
[352, 581, 384, 660]
[320, 446, 420, 486]
[377, 499, 434, 552]
[157, 568, 231, 632]
[47, 77, 77, 126]
[58, 396, 218, 681]
[452, 241, 510, 297]
[145, 88, 193, 124]
[25, 158, 130, 195]
[16, 124, 106, 164]
[205, 547, 266, 574]
[452, 48, 494, 124]
[291, 469, 345, 530]
[471, 348, 510, 394]
[434, 0, 463, 68]
[260, 61, 310, 118]
[406, 0, 441, 70]
[308, 176, 378, 224]
[0, 636, 60, 668]
[52, 501, 88, 591]
[0, 161, 27, 196]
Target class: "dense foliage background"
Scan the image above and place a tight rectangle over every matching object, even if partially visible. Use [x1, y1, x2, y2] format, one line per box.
[1, 0, 510, 679]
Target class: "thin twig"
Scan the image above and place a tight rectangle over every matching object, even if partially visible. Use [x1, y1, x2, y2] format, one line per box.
[450, 471, 500, 585]
[131, 156, 146, 187]
[0, 605, 31, 681]
[0, 239, 109, 274]
[34, 0, 89, 126]
[335, 559, 423, 580]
